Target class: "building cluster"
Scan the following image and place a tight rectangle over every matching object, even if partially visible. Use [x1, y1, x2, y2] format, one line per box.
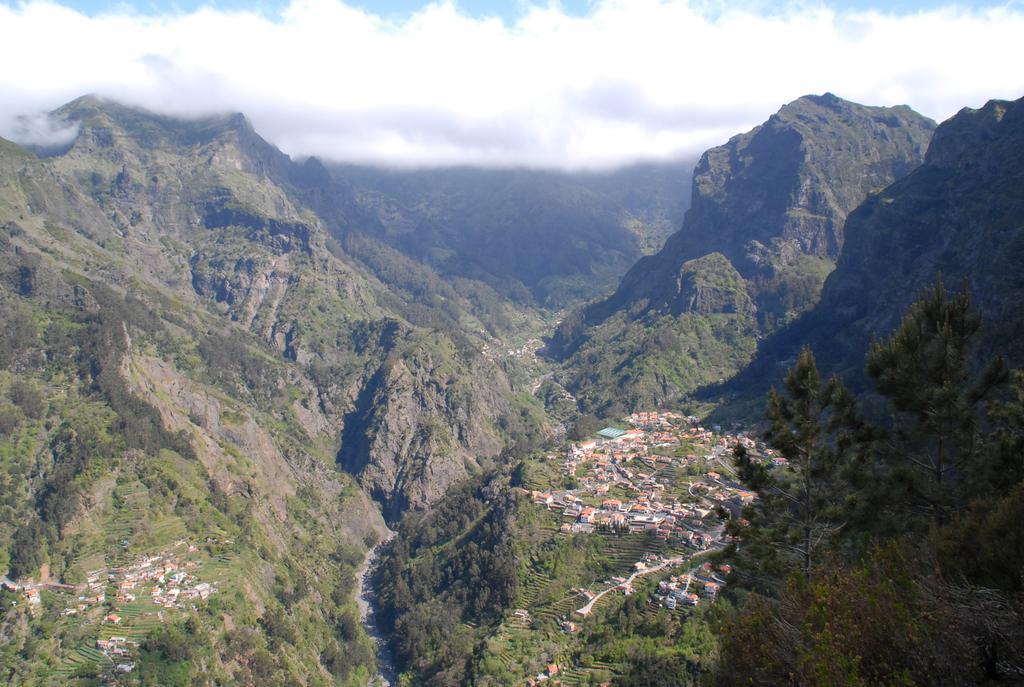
[3, 576, 78, 618]
[510, 413, 772, 686]
[529, 412, 761, 548]
[655, 561, 731, 610]
[58, 541, 216, 620]
[3, 539, 222, 673]
[512, 608, 532, 626]
[524, 662, 561, 685]
[480, 337, 545, 364]
[95, 635, 139, 660]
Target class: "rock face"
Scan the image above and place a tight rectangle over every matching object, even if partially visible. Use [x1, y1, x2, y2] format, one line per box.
[746, 95, 1024, 387]
[339, 335, 510, 522]
[1, 95, 539, 527]
[583, 93, 936, 330]
[672, 253, 754, 317]
[0, 111, 405, 681]
[552, 94, 936, 412]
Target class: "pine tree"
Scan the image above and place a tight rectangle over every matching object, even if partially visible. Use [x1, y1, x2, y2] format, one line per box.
[864, 280, 1006, 525]
[733, 346, 856, 582]
[983, 369, 1024, 492]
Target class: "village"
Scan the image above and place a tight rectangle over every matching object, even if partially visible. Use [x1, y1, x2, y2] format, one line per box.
[524, 413, 770, 614]
[3, 538, 224, 676]
[508, 412, 775, 685]
[529, 411, 763, 568]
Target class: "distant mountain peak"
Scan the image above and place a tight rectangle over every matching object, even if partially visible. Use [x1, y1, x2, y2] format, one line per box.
[40, 95, 288, 181]
[51, 95, 259, 147]
[550, 94, 937, 411]
[741, 94, 1024, 397]
[58, 92, 105, 110]
[926, 97, 1019, 168]
[799, 91, 844, 107]
[601, 94, 936, 319]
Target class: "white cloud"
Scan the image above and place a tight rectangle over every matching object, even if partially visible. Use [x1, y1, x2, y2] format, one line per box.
[0, 0, 1022, 169]
[7, 112, 81, 150]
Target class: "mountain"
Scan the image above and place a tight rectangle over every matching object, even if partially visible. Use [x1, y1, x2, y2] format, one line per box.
[365, 95, 1024, 687]
[305, 161, 694, 309]
[0, 123, 388, 683]
[0, 96, 553, 683]
[732, 95, 1024, 397]
[551, 94, 936, 413]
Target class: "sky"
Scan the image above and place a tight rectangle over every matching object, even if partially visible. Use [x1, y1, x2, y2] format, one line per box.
[1, 0, 1023, 169]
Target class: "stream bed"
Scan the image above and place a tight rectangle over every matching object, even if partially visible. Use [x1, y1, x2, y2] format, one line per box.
[355, 533, 399, 687]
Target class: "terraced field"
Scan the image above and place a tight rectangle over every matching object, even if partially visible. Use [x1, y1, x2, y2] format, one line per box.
[100, 601, 164, 641]
[32, 540, 239, 687]
[198, 551, 238, 583]
[514, 566, 554, 609]
[592, 532, 666, 574]
[49, 644, 111, 682]
[557, 660, 621, 686]
[533, 593, 578, 622]
[106, 482, 150, 550]
[474, 452, 716, 686]
[134, 514, 188, 551]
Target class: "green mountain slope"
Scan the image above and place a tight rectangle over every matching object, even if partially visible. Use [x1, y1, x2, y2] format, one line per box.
[364, 93, 1024, 687]
[0, 96, 558, 684]
[552, 94, 936, 413]
[0, 138, 389, 685]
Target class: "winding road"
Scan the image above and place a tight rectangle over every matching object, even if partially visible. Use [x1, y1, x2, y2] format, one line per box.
[574, 554, 689, 616]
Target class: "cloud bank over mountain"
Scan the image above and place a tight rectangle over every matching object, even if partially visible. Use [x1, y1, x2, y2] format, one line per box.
[1, 0, 1022, 169]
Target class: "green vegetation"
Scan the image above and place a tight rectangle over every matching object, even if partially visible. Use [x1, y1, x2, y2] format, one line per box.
[0, 104, 414, 685]
[4, 88, 1024, 687]
[376, 459, 720, 687]
[719, 283, 1024, 684]
[560, 309, 758, 415]
[736, 347, 858, 580]
[862, 280, 1007, 525]
[378, 282, 1024, 687]
[0, 266, 378, 685]
[375, 474, 520, 684]
[321, 161, 693, 308]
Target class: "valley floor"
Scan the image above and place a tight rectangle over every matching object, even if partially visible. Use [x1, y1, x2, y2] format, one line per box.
[355, 532, 398, 687]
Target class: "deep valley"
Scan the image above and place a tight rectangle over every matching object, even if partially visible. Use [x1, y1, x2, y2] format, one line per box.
[2, 88, 1024, 687]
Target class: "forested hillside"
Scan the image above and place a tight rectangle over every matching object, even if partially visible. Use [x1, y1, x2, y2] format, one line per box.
[717, 286, 1024, 684]
[375, 283, 1024, 686]
[0, 142, 390, 684]
[371, 95, 1024, 687]
[4, 86, 1024, 687]
[321, 162, 694, 308]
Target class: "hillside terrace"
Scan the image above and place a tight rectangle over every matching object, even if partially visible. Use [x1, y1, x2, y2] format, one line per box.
[3, 538, 228, 675]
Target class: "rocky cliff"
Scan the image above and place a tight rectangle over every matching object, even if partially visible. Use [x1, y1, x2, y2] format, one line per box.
[38, 97, 535, 519]
[552, 94, 936, 412]
[338, 330, 511, 522]
[738, 95, 1024, 393]
[588, 93, 935, 326]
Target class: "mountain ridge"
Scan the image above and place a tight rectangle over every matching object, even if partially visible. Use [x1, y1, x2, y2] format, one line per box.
[780, 94, 1024, 382]
[549, 93, 937, 414]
